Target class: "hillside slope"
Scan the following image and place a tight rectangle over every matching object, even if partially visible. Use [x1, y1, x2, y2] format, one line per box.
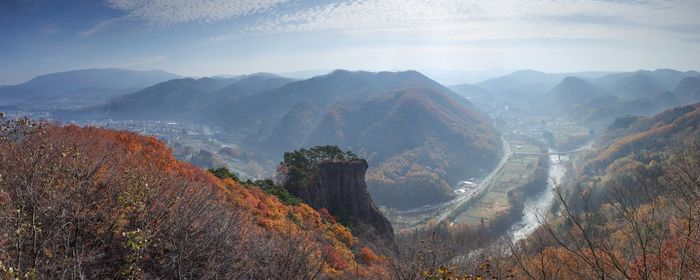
[270, 87, 501, 208]
[0, 68, 180, 109]
[512, 103, 700, 278]
[0, 119, 390, 279]
[206, 70, 501, 209]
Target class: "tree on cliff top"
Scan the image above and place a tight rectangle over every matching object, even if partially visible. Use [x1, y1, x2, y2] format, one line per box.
[278, 145, 359, 189]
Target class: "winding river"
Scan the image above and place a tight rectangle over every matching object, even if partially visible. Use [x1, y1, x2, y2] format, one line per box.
[509, 149, 569, 241]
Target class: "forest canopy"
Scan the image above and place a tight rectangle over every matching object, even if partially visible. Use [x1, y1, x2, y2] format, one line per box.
[278, 145, 359, 189]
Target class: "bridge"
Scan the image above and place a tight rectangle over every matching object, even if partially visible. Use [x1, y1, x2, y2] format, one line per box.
[514, 145, 591, 159]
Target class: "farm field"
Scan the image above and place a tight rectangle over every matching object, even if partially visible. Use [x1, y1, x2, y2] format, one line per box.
[450, 139, 542, 225]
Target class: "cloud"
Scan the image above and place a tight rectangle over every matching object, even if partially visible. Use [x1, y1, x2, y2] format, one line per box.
[236, 0, 700, 43]
[79, 18, 122, 37]
[106, 0, 289, 25]
[80, 0, 288, 36]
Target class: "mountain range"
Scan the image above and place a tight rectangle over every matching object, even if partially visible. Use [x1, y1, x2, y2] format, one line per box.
[50, 69, 502, 209]
[0, 68, 180, 110]
[5, 67, 700, 208]
[451, 68, 700, 123]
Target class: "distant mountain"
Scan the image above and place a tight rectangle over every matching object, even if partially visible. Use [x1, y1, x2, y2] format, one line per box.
[0, 68, 180, 109]
[364, 89, 500, 207]
[599, 72, 665, 99]
[652, 91, 681, 108]
[596, 69, 699, 100]
[215, 73, 296, 99]
[498, 69, 700, 123]
[674, 76, 700, 102]
[475, 70, 609, 104]
[546, 76, 608, 106]
[569, 89, 687, 124]
[449, 84, 492, 98]
[67, 73, 295, 121]
[476, 70, 560, 102]
[575, 96, 658, 123]
[94, 77, 237, 120]
[297, 88, 501, 208]
[644, 69, 700, 89]
[207, 69, 473, 133]
[206, 70, 502, 208]
[448, 84, 494, 108]
[595, 69, 700, 93]
[52, 69, 504, 208]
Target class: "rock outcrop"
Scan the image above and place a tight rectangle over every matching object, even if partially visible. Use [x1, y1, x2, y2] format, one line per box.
[286, 159, 395, 247]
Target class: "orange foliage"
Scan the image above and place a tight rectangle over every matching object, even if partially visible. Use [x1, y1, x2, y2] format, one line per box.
[0, 124, 380, 279]
[318, 207, 336, 224]
[360, 247, 382, 265]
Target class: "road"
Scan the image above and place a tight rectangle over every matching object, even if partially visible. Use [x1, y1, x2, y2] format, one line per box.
[395, 136, 513, 228]
[430, 137, 512, 224]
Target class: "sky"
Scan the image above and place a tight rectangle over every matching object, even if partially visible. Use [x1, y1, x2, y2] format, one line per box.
[1, 0, 699, 85]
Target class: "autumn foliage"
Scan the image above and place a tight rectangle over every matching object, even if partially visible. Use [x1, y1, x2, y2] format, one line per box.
[0, 117, 387, 279]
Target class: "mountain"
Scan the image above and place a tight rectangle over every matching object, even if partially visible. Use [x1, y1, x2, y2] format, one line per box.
[474, 70, 609, 104]
[652, 90, 681, 108]
[589, 102, 700, 169]
[300, 88, 501, 208]
[643, 68, 700, 89]
[597, 69, 698, 89]
[513, 102, 700, 279]
[448, 84, 495, 109]
[476, 70, 561, 103]
[280, 149, 394, 247]
[449, 84, 492, 100]
[207, 70, 501, 208]
[674, 76, 700, 102]
[546, 76, 608, 106]
[216, 73, 296, 99]
[595, 69, 699, 100]
[0, 68, 180, 109]
[73, 77, 236, 120]
[0, 119, 390, 278]
[600, 72, 664, 99]
[66, 73, 295, 121]
[531, 70, 698, 123]
[58, 69, 502, 209]
[207, 69, 472, 131]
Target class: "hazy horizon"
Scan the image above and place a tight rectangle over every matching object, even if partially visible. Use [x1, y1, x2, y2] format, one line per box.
[2, 0, 699, 85]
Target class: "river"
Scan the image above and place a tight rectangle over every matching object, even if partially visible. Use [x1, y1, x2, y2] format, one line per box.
[509, 149, 569, 241]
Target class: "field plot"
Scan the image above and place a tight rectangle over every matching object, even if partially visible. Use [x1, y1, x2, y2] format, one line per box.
[451, 140, 542, 225]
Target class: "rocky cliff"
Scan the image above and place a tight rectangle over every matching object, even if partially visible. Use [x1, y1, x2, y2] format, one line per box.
[286, 159, 395, 247]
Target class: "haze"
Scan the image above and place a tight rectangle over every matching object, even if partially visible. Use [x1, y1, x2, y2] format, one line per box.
[2, 0, 700, 85]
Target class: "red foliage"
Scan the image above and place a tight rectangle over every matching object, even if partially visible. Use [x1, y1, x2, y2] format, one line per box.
[360, 247, 382, 265]
[0, 123, 379, 279]
[318, 207, 336, 224]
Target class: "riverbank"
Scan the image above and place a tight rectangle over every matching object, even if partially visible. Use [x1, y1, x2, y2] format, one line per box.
[509, 149, 570, 241]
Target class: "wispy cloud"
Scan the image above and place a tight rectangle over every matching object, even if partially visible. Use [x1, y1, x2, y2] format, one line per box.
[79, 17, 122, 37]
[80, 0, 289, 36]
[83, 0, 700, 46]
[234, 0, 700, 42]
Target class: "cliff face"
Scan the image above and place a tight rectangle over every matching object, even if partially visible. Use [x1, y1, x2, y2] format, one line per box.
[286, 159, 395, 246]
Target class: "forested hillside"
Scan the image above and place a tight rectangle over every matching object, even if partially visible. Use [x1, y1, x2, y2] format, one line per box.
[0, 116, 390, 279]
[507, 103, 700, 278]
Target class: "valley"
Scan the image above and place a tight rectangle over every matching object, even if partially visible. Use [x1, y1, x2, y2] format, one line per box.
[509, 149, 570, 241]
[2, 67, 700, 279]
[382, 106, 593, 233]
[6, 67, 695, 242]
[4, 1, 700, 278]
